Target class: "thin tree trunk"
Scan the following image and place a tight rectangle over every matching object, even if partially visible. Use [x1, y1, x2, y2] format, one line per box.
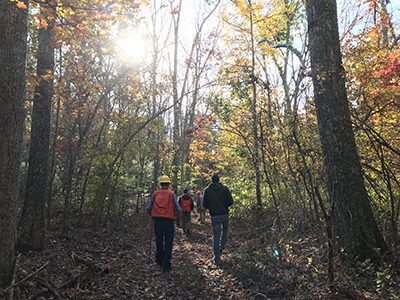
[171, 0, 183, 195]
[77, 164, 91, 226]
[17, 16, 54, 252]
[47, 74, 61, 229]
[248, 0, 261, 208]
[106, 158, 122, 220]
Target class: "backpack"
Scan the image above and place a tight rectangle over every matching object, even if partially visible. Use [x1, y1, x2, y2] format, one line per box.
[151, 189, 176, 219]
[180, 196, 192, 213]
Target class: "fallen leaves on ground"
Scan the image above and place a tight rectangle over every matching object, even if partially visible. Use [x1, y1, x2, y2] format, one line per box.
[4, 211, 399, 299]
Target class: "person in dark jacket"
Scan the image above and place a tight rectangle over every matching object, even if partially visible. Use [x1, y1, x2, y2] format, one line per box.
[147, 175, 182, 272]
[203, 173, 233, 266]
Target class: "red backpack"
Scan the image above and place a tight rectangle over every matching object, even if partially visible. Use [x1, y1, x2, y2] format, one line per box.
[180, 196, 192, 213]
[151, 189, 177, 219]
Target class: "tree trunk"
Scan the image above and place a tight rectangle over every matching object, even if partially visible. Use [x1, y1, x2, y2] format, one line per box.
[0, 0, 29, 286]
[306, 0, 388, 261]
[17, 16, 54, 252]
[171, 0, 183, 195]
[248, 0, 262, 208]
[47, 55, 62, 229]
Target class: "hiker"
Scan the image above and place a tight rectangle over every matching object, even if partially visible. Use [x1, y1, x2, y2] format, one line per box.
[179, 188, 194, 234]
[196, 191, 206, 224]
[203, 173, 233, 266]
[147, 175, 182, 272]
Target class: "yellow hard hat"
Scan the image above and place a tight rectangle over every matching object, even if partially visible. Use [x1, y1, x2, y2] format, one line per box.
[159, 175, 171, 184]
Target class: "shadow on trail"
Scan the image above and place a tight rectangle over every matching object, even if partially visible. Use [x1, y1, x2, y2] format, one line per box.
[167, 213, 297, 300]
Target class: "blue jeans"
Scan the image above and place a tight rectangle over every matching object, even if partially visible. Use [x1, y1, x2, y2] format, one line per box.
[154, 218, 175, 270]
[211, 214, 229, 265]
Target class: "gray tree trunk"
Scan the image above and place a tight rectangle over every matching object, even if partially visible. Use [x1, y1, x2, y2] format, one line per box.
[17, 16, 54, 252]
[0, 0, 29, 286]
[248, 0, 262, 208]
[171, 0, 182, 195]
[306, 0, 388, 261]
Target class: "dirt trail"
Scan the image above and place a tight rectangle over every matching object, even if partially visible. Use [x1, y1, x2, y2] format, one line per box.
[154, 215, 243, 299]
[7, 213, 245, 300]
[4, 211, 389, 300]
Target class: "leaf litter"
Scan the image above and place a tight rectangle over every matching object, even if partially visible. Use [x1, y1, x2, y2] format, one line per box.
[5, 210, 399, 299]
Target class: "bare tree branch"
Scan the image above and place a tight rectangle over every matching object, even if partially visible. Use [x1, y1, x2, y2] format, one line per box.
[258, 38, 305, 67]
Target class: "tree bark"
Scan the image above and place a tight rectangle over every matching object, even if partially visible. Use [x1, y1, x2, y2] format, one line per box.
[0, 0, 29, 286]
[306, 0, 388, 261]
[17, 16, 54, 252]
[171, 0, 183, 195]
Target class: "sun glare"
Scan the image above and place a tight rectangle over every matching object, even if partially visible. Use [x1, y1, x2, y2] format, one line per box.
[116, 33, 146, 60]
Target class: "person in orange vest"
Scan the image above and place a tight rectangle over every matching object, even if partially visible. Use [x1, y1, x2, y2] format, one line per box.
[179, 188, 194, 235]
[147, 176, 182, 272]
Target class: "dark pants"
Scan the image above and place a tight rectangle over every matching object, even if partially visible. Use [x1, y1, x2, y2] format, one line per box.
[182, 212, 191, 231]
[211, 214, 229, 265]
[154, 218, 175, 270]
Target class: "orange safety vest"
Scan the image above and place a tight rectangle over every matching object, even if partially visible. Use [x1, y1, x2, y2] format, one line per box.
[180, 196, 192, 213]
[151, 189, 177, 220]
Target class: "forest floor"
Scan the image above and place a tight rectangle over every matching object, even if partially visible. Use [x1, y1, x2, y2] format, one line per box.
[3, 210, 400, 300]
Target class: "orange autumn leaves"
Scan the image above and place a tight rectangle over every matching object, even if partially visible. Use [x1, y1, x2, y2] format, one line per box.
[371, 52, 400, 88]
[10, 0, 27, 9]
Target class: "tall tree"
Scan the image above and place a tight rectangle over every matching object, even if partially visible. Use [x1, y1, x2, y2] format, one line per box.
[216, 0, 288, 209]
[0, 0, 29, 286]
[248, 0, 262, 208]
[305, 0, 388, 260]
[340, 0, 400, 252]
[17, 12, 55, 252]
[171, 0, 183, 195]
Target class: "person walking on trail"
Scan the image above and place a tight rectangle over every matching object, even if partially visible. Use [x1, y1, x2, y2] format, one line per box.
[179, 188, 194, 235]
[196, 191, 206, 224]
[147, 175, 182, 272]
[203, 173, 233, 266]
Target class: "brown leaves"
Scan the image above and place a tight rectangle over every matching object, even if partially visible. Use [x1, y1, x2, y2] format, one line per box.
[12, 212, 396, 299]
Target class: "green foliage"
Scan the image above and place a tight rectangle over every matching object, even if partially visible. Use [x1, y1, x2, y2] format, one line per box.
[376, 265, 398, 299]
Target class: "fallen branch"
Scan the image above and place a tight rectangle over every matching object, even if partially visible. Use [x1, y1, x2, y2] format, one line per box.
[3, 261, 49, 293]
[83, 249, 103, 254]
[58, 273, 81, 289]
[72, 252, 109, 273]
[124, 242, 146, 256]
[29, 288, 48, 300]
[245, 289, 272, 299]
[36, 278, 62, 299]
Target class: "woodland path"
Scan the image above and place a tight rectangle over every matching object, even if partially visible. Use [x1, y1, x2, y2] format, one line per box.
[6, 211, 388, 300]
